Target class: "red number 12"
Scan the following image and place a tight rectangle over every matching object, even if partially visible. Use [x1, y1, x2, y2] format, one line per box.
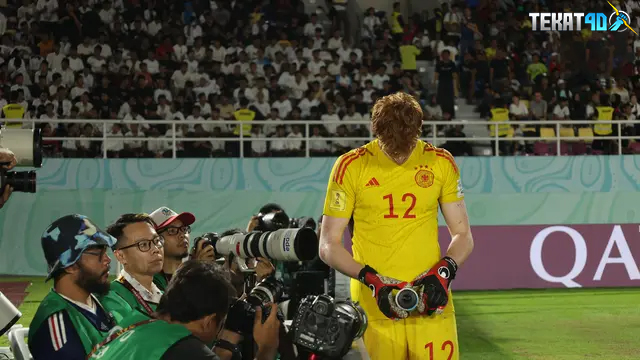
[425, 340, 454, 360]
[383, 193, 417, 219]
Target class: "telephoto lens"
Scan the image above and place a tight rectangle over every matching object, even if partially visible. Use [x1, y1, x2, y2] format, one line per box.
[395, 287, 419, 312]
[215, 227, 319, 262]
[246, 276, 284, 307]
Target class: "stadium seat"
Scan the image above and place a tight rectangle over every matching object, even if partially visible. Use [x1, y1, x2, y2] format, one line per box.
[545, 142, 567, 156]
[0, 347, 12, 359]
[534, 142, 551, 155]
[578, 127, 594, 144]
[540, 127, 556, 140]
[559, 127, 576, 140]
[630, 142, 640, 154]
[571, 142, 588, 155]
[8, 326, 31, 360]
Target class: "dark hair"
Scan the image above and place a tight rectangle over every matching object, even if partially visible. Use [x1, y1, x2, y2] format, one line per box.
[258, 203, 284, 214]
[156, 260, 235, 322]
[106, 213, 157, 249]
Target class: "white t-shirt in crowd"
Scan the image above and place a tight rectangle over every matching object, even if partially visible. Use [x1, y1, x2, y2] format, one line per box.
[509, 102, 529, 117]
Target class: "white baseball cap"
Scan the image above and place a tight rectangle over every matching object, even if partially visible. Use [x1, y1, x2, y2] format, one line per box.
[149, 207, 196, 230]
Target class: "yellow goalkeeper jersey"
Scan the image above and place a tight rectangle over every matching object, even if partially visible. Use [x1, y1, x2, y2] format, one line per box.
[323, 139, 464, 321]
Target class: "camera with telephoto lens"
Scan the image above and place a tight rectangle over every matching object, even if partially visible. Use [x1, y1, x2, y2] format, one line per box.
[225, 276, 285, 335]
[291, 294, 368, 359]
[193, 232, 217, 250]
[0, 127, 43, 195]
[213, 227, 318, 263]
[257, 210, 317, 232]
[192, 232, 227, 264]
[246, 274, 284, 307]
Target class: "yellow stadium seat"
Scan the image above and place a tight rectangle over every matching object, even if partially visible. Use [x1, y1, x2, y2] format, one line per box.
[560, 127, 576, 141]
[521, 100, 530, 110]
[540, 127, 556, 140]
[507, 127, 515, 138]
[578, 127, 594, 144]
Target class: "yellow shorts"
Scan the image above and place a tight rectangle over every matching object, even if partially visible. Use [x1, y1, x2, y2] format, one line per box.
[362, 303, 458, 360]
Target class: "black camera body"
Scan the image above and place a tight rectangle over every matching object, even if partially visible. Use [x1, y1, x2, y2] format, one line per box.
[225, 276, 285, 335]
[0, 169, 36, 194]
[257, 211, 290, 231]
[193, 232, 218, 251]
[289, 216, 316, 231]
[257, 211, 317, 232]
[291, 295, 368, 359]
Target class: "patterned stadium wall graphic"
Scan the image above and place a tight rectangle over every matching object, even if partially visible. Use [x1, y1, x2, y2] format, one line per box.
[1, 156, 639, 287]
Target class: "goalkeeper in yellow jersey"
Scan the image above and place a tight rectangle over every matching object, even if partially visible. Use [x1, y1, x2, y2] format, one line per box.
[319, 92, 474, 360]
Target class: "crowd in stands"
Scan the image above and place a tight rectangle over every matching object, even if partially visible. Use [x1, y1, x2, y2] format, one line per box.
[1, 0, 639, 158]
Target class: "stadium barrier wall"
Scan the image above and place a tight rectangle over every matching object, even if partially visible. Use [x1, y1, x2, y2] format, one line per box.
[1, 156, 639, 290]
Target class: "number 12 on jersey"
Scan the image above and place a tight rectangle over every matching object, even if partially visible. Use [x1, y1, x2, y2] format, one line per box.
[383, 193, 417, 219]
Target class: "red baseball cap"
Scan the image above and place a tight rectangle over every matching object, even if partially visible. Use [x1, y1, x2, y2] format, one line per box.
[149, 207, 196, 229]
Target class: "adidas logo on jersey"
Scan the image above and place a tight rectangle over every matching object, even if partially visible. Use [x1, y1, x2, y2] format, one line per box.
[365, 178, 380, 187]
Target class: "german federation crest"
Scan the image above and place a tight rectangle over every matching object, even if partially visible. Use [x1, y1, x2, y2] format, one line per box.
[414, 165, 434, 188]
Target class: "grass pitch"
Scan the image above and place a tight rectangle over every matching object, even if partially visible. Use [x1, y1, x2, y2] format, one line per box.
[1, 277, 639, 359]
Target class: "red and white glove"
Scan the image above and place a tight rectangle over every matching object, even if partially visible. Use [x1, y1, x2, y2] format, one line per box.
[411, 257, 458, 316]
[358, 265, 410, 320]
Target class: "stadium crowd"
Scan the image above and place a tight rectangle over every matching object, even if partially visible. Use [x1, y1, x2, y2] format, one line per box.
[1, 0, 640, 157]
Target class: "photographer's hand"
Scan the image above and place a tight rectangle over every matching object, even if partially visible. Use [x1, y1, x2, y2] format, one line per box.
[0, 148, 17, 170]
[193, 239, 216, 261]
[255, 257, 275, 281]
[246, 215, 260, 232]
[253, 304, 280, 360]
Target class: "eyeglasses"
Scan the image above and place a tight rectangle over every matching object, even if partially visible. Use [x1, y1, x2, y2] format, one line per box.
[160, 225, 191, 236]
[117, 237, 164, 252]
[84, 247, 108, 260]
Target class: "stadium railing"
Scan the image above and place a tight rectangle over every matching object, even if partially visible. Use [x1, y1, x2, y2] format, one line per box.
[10, 119, 640, 157]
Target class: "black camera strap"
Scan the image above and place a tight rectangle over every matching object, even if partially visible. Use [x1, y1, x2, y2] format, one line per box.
[213, 339, 242, 360]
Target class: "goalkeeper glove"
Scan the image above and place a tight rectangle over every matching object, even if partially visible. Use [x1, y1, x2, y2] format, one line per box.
[358, 265, 410, 320]
[411, 256, 458, 316]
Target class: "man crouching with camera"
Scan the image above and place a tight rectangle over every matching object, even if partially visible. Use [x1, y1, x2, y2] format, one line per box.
[87, 260, 280, 360]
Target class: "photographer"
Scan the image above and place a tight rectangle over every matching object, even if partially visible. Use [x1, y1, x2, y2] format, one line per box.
[216, 229, 296, 360]
[250, 204, 329, 320]
[149, 206, 215, 291]
[29, 215, 117, 360]
[218, 229, 276, 295]
[100, 214, 165, 322]
[86, 260, 280, 360]
[0, 148, 16, 208]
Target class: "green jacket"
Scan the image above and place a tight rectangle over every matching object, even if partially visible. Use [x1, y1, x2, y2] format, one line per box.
[153, 272, 169, 292]
[28, 290, 112, 355]
[87, 311, 192, 359]
[100, 281, 158, 324]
